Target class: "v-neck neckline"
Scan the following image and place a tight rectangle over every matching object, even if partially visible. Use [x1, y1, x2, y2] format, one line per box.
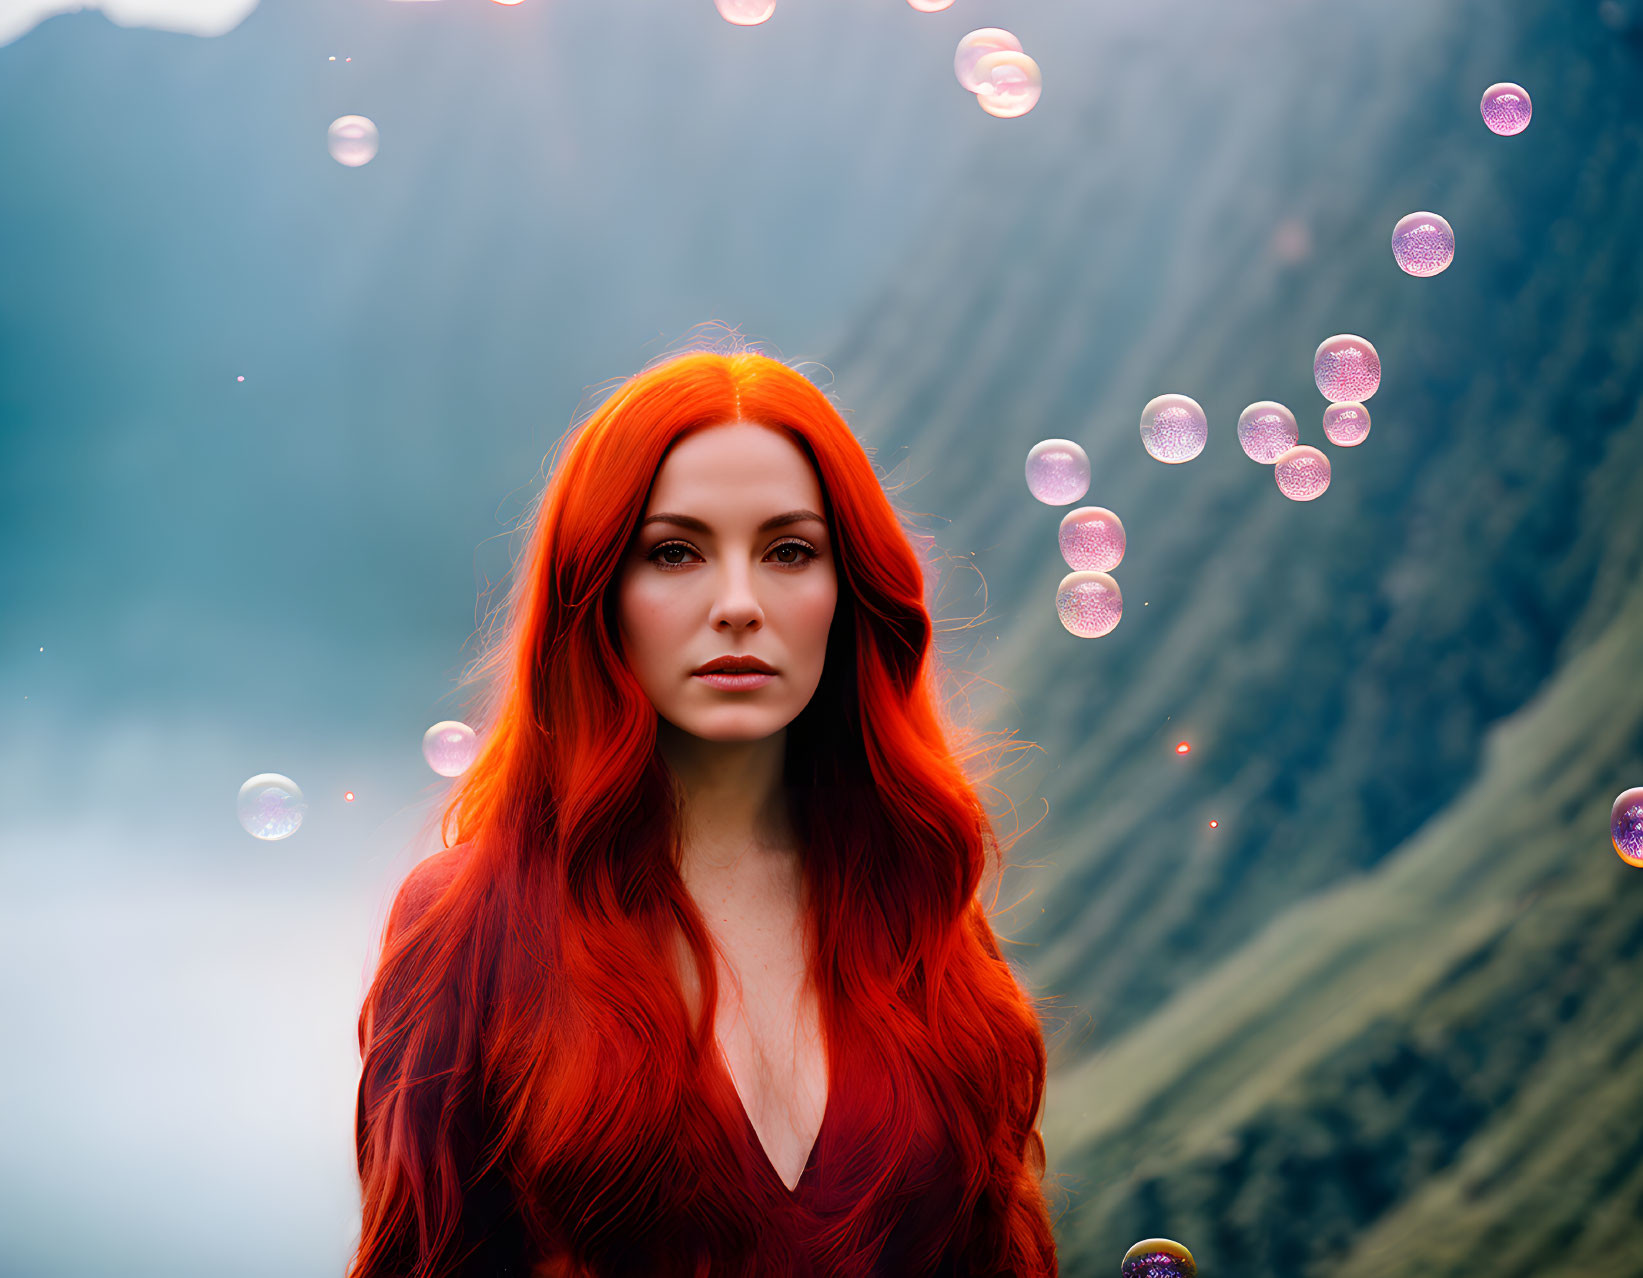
[714, 1038, 832, 1198]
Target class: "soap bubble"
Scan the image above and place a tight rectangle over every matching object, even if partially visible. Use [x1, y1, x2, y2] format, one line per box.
[1057, 570, 1123, 638]
[1322, 401, 1371, 447]
[1026, 438, 1091, 505]
[1121, 1239, 1197, 1278]
[1059, 506, 1126, 572]
[1314, 334, 1380, 402]
[1481, 81, 1532, 135]
[1139, 394, 1207, 464]
[1236, 401, 1299, 464]
[237, 773, 308, 841]
[1391, 211, 1455, 277]
[715, 0, 775, 24]
[1613, 787, 1643, 867]
[955, 28, 1023, 92]
[423, 720, 480, 777]
[907, 0, 954, 9]
[327, 115, 379, 167]
[1274, 445, 1331, 501]
[974, 50, 1043, 118]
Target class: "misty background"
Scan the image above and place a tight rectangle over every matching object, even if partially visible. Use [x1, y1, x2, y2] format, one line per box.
[3, 0, 1642, 1275]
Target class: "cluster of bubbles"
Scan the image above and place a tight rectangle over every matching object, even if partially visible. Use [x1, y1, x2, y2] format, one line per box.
[1134, 380, 1355, 503]
[954, 28, 1043, 118]
[1121, 1238, 1197, 1278]
[233, 721, 481, 841]
[710, 4, 1041, 117]
[1025, 440, 1127, 639]
[1613, 788, 1643, 868]
[1029, 78, 1526, 611]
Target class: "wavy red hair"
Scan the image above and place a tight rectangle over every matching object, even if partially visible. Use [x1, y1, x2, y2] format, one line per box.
[349, 336, 1065, 1278]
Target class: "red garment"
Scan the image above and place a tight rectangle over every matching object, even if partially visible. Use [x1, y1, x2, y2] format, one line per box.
[458, 1061, 980, 1278]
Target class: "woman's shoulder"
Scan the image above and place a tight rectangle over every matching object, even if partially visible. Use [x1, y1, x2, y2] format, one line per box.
[386, 842, 473, 940]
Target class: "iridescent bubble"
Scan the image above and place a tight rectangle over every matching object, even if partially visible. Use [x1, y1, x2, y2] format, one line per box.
[1059, 506, 1126, 572]
[1613, 787, 1643, 867]
[1481, 81, 1532, 135]
[1026, 438, 1091, 505]
[327, 115, 379, 167]
[974, 50, 1043, 119]
[1056, 570, 1123, 638]
[237, 773, 308, 841]
[907, 0, 954, 10]
[1313, 334, 1381, 402]
[955, 28, 1023, 93]
[1139, 394, 1207, 464]
[1236, 401, 1299, 464]
[1121, 1238, 1197, 1278]
[1322, 401, 1371, 447]
[714, 0, 775, 24]
[1274, 445, 1331, 501]
[1391, 211, 1455, 277]
[423, 720, 480, 777]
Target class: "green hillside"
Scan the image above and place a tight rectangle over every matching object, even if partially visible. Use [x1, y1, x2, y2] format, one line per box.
[1044, 580, 1643, 1277]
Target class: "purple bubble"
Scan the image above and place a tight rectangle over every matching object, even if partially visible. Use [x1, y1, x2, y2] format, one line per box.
[1026, 438, 1091, 505]
[1236, 401, 1299, 464]
[1059, 506, 1126, 572]
[1056, 570, 1122, 638]
[1314, 334, 1381, 402]
[1391, 211, 1455, 277]
[1274, 445, 1331, 501]
[1322, 402, 1371, 447]
[1613, 787, 1643, 867]
[1121, 1239, 1197, 1278]
[1140, 394, 1208, 464]
[1481, 82, 1532, 135]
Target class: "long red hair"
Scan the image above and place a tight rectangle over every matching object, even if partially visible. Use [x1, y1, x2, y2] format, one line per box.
[350, 337, 1065, 1278]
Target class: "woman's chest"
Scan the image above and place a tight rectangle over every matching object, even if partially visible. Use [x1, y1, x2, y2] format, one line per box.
[671, 892, 829, 1191]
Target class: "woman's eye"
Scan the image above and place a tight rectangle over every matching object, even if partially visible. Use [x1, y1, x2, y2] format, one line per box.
[647, 539, 818, 570]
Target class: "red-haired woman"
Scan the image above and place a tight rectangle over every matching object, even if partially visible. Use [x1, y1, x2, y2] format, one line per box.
[349, 342, 1063, 1278]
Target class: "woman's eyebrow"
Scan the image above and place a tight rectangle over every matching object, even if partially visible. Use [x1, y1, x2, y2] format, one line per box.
[639, 509, 827, 533]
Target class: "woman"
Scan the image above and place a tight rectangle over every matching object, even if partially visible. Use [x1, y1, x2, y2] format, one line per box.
[349, 340, 1063, 1278]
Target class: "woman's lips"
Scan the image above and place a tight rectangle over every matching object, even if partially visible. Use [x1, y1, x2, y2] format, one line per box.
[694, 671, 776, 690]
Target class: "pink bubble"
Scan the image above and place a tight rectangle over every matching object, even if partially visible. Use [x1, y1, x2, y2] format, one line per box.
[1481, 82, 1532, 135]
[1058, 506, 1126, 573]
[907, 0, 954, 10]
[1139, 393, 1207, 464]
[955, 28, 1023, 93]
[715, 0, 775, 25]
[1614, 787, 1643, 867]
[1025, 438, 1090, 505]
[423, 720, 480, 777]
[327, 115, 379, 167]
[1274, 445, 1331, 501]
[1056, 570, 1123, 638]
[1322, 401, 1371, 447]
[974, 50, 1042, 118]
[1236, 401, 1299, 464]
[1314, 334, 1380, 402]
[1391, 211, 1454, 277]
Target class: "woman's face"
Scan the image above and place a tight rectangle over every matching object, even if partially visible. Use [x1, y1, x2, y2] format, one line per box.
[616, 421, 838, 743]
